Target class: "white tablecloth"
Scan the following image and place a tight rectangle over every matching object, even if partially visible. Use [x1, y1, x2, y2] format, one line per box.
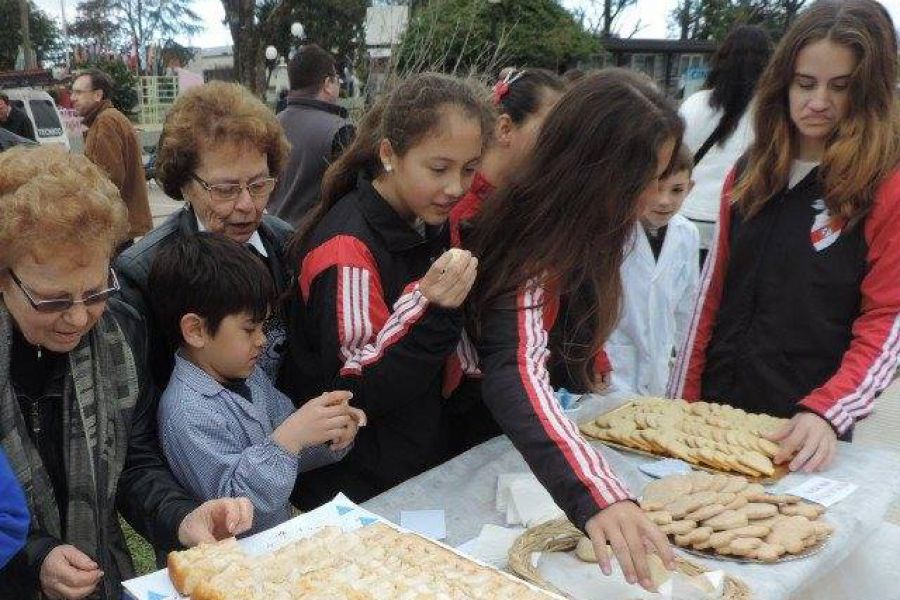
[363, 393, 900, 600]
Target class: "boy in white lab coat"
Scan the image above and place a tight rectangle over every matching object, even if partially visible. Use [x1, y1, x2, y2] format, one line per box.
[606, 144, 700, 395]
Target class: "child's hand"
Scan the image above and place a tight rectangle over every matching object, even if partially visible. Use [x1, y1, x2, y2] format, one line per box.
[273, 391, 354, 454]
[331, 407, 367, 452]
[420, 249, 478, 309]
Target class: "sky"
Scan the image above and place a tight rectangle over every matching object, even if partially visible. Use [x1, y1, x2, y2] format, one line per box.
[29, 0, 900, 50]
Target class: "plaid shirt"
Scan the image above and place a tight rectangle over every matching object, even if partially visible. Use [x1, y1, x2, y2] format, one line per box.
[159, 353, 345, 534]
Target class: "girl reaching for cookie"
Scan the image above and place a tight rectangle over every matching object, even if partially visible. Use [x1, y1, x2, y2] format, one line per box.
[669, 0, 900, 473]
[282, 73, 493, 508]
[468, 68, 683, 591]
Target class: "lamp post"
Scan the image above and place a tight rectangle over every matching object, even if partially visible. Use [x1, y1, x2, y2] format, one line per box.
[265, 44, 278, 91]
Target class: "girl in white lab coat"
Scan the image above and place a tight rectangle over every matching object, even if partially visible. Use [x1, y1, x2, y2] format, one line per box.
[607, 144, 700, 395]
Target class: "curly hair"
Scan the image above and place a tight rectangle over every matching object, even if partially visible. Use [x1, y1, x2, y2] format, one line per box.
[154, 81, 291, 200]
[0, 145, 128, 269]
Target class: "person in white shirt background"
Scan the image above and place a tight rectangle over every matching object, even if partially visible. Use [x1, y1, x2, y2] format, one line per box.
[606, 144, 699, 396]
[679, 25, 773, 265]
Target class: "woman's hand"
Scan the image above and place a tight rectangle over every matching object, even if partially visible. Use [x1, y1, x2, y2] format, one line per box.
[768, 412, 838, 472]
[419, 249, 478, 309]
[177, 497, 254, 546]
[40, 545, 102, 600]
[584, 500, 674, 592]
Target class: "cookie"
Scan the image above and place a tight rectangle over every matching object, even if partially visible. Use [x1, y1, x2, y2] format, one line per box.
[708, 474, 731, 492]
[753, 542, 786, 562]
[724, 495, 749, 511]
[721, 476, 749, 495]
[703, 510, 749, 531]
[688, 472, 715, 492]
[740, 503, 779, 520]
[708, 530, 737, 549]
[645, 511, 673, 526]
[738, 451, 775, 477]
[745, 493, 801, 505]
[728, 537, 763, 557]
[574, 537, 611, 563]
[660, 520, 697, 536]
[730, 525, 771, 538]
[686, 503, 727, 522]
[813, 521, 835, 541]
[779, 502, 823, 519]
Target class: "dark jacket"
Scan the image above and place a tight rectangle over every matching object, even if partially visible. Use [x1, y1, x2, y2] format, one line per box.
[0, 300, 198, 598]
[0, 105, 35, 141]
[283, 180, 464, 507]
[0, 129, 36, 152]
[114, 206, 294, 388]
[267, 95, 355, 227]
[83, 100, 152, 238]
[671, 165, 900, 436]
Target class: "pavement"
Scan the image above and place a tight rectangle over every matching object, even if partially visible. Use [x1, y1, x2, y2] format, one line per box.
[148, 181, 182, 227]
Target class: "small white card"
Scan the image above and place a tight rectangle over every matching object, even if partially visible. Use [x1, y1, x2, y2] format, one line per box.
[640, 458, 694, 479]
[400, 509, 447, 540]
[778, 476, 858, 508]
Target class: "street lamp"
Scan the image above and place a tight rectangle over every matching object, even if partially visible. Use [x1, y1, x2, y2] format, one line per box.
[265, 45, 278, 90]
[291, 21, 305, 41]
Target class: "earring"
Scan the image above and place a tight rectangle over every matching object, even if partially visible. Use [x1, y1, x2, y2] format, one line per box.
[383, 163, 393, 173]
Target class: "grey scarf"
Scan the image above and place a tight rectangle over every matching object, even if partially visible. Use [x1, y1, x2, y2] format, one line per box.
[0, 302, 140, 599]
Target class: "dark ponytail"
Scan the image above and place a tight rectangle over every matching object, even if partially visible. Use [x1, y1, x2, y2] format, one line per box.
[492, 68, 565, 124]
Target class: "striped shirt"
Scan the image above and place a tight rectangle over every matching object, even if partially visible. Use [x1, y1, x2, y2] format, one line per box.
[159, 353, 346, 534]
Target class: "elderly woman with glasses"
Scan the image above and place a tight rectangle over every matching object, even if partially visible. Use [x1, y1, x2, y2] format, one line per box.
[0, 146, 254, 600]
[115, 81, 293, 388]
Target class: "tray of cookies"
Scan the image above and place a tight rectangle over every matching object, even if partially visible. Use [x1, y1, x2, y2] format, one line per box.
[640, 471, 833, 564]
[580, 397, 790, 482]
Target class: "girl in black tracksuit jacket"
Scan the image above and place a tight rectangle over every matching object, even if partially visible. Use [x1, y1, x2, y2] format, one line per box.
[282, 73, 493, 508]
[670, 0, 900, 473]
[467, 69, 683, 590]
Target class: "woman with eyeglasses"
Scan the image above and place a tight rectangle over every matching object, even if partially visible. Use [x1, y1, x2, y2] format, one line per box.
[0, 146, 254, 600]
[115, 81, 293, 388]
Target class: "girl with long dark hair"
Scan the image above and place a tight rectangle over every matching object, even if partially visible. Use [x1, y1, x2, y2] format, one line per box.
[679, 25, 773, 259]
[469, 69, 683, 590]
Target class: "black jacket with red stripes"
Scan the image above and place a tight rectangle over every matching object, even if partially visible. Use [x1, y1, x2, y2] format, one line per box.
[282, 180, 472, 507]
[477, 281, 633, 531]
[670, 165, 900, 436]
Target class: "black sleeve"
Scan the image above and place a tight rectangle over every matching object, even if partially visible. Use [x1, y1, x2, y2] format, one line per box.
[19, 111, 36, 142]
[477, 284, 633, 531]
[330, 124, 356, 162]
[0, 531, 61, 594]
[307, 266, 462, 419]
[111, 302, 197, 554]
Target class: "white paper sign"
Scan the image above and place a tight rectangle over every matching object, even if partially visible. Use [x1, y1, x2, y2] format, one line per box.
[778, 476, 858, 508]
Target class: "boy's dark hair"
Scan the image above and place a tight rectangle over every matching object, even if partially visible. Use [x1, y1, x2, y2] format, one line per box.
[149, 232, 275, 348]
[0, 93, 9, 105]
[77, 68, 115, 101]
[495, 68, 565, 124]
[288, 44, 337, 93]
[669, 143, 694, 177]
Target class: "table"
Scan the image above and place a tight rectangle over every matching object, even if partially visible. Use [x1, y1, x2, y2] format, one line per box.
[363, 393, 900, 600]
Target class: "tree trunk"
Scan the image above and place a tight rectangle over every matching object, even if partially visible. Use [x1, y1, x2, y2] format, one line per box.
[19, 0, 36, 69]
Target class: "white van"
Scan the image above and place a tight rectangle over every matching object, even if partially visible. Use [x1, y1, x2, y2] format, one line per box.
[3, 88, 71, 150]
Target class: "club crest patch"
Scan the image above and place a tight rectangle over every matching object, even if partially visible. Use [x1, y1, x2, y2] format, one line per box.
[810, 199, 846, 252]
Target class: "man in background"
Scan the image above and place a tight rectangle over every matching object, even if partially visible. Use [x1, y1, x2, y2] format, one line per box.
[72, 68, 151, 250]
[267, 45, 354, 227]
[0, 94, 36, 141]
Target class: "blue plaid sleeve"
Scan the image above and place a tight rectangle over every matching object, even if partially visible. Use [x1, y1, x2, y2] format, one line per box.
[160, 403, 299, 517]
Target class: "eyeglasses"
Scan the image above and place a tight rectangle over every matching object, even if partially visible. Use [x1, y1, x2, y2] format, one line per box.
[191, 173, 277, 203]
[9, 268, 120, 313]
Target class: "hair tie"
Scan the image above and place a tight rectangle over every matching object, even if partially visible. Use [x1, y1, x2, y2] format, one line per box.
[491, 69, 527, 106]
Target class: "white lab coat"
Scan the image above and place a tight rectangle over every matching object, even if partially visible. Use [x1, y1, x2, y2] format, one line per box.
[606, 215, 700, 396]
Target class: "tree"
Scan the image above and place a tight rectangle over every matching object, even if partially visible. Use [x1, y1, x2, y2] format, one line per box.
[0, 0, 61, 70]
[668, 0, 808, 41]
[395, 0, 597, 77]
[70, 0, 202, 71]
[223, 0, 367, 98]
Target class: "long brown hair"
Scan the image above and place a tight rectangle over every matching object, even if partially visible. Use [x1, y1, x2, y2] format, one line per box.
[287, 72, 493, 263]
[734, 0, 900, 221]
[468, 68, 683, 389]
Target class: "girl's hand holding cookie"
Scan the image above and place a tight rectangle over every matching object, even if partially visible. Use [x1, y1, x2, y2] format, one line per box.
[420, 249, 478, 309]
